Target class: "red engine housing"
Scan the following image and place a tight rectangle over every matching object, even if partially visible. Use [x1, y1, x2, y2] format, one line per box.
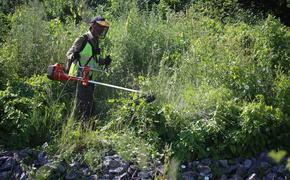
[47, 63, 89, 85]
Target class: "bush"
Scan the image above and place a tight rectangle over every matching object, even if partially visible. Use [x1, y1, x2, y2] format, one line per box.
[0, 75, 67, 148]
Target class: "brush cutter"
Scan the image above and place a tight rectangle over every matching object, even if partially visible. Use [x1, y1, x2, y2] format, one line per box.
[47, 63, 155, 102]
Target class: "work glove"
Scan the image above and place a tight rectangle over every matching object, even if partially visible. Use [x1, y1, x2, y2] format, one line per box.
[98, 55, 112, 66]
[104, 55, 112, 66]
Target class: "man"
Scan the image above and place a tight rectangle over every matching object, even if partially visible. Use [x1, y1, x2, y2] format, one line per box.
[66, 16, 111, 120]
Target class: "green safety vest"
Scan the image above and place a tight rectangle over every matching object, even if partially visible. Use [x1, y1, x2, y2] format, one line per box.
[68, 41, 99, 80]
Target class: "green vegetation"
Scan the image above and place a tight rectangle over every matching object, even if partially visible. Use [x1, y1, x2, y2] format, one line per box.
[0, 0, 289, 177]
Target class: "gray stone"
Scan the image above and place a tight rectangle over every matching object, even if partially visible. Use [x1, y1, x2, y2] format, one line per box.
[0, 156, 9, 165]
[236, 164, 246, 177]
[57, 161, 67, 173]
[127, 165, 137, 174]
[104, 159, 121, 169]
[102, 174, 113, 179]
[115, 172, 128, 180]
[272, 165, 284, 174]
[266, 173, 277, 180]
[259, 152, 268, 161]
[220, 175, 227, 180]
[65, 170, 78, 180]
[226, 164, 238, 174]
[201, 158, 211, 166]
[247, 173, 257, 180]
[197, 165, 211, 176]
[277, 177, 285, 180]
[81, 167, 91, 176]
[138, 171, 150, 179]
[109, 167, 126, 175]
[87, 174, 98, 180]
[70, 161, 80, 169]
[192, 161, 200, 167]
[20, 172, 27, 180]
[230, 175, 243, 180]
[156, 165, 164, 175]
[14, 164, 22, 178]
[42, 142, 49, 149]
[244, 159, 252, 169]
[120, 162, 129, 170]
[182, 171, 196, 180]
[0, 171, 11, 179]
[37, 151, 48, 166]
[260, 162, 270, 169]
[0, 157, 16, 172]
[218, 160, 228, 168]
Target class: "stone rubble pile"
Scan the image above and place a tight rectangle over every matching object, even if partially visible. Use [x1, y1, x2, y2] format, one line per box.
[0, 148, 289, 180]
[181, 152, 290, 180]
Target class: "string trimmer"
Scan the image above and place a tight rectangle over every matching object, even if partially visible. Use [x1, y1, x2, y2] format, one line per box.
[47, 63, 155, 102]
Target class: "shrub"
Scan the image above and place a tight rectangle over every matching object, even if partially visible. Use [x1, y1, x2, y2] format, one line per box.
[0, 75, 67, 148]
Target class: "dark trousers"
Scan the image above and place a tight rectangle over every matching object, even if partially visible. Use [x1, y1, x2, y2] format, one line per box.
[76, 82, 95, 121]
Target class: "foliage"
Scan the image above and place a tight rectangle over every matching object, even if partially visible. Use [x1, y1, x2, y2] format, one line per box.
[0, 75, 66, 147]
[0, 0, 290, 173]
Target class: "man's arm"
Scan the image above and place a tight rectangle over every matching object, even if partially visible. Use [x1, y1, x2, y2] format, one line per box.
[66, 35, 87, 71]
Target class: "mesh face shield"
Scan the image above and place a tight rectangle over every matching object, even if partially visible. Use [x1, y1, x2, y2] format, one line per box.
[98, 26, 109, 39]
[90, 16, 110, 39]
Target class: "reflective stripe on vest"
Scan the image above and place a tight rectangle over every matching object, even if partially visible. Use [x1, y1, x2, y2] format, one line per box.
[68, 42, 99, 80]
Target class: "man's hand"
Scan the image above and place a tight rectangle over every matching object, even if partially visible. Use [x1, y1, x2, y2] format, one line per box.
[98, 55, 112, 66]
[104, 55, 112, 66]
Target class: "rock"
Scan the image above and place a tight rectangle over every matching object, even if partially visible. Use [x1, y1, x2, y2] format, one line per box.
[87, 174, 98, 180]
[0, 156, 9, 166]
[204, 176, 210, 180]
[201, 159, 211, 166]
[197, 165, 211, 176]
[20, 172, 27, 180]
[101, 174, 113, 179]
[104, 159, 121, 169]
[0, 157, 16, 172]
[230, 174, 243, 180]
[181, 164, 187, 169]
[156, 165, 164, 175]
[115, 172, 128, 180]
[42, 142, 49, 149]
[127, 165, 138, 178]
[220, 175, 227, 180]
[109, 167, 126, 175]
[266, 173, 277, 180]
[81, 167, 91, 176]
[0, 171, 11, 179]
[260, 162, 270, 169]
[226, 164, 238, 174]
[120, 162, 129, 170]
[57, 161, 67, 173]
[244, 159, 252, 169]
[272, 165, 284, 174]
[182, 171, 196, 180]
[218, 160, 228, 168]
[246, 173, 257, 180]
[277, 177, 285, 180]
[65, 170, 78, 180]
[37, 151, 48, 166]
[235, 157, 244, 164]
[259, 152, 268, 161]
[236, 164, 246, 177]
[70, 161, 80, 169]
[13, 164, 22, 178]
[138, 171, 150, 179]
[192, 161, 200, 167]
